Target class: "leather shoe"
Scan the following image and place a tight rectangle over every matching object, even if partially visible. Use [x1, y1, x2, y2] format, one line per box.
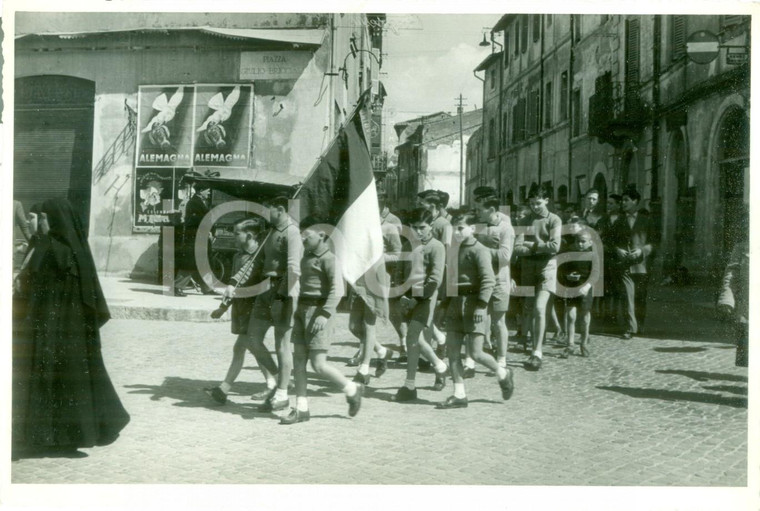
[347, 384, 364, 417]
[375, 349, 393, 378]
[346, 352, 361, 367]
[525, 355, 542, 371]
[392, 386, 417, 402]
[433, 370, 447, 391]
[498, 368, 515, 400]
[251, 387, 276, 401]
[173, 287, 187, 297]
[435, 395, 468, 409]
[259, 397, 289, 413]
[279, 408, 310, 425]
[353, 372, 371, 386]
[203, 386, 227, 405]
[463, 367, 476, 379]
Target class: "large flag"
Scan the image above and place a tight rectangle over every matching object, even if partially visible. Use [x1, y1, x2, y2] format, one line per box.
[296, 93, 388, 317]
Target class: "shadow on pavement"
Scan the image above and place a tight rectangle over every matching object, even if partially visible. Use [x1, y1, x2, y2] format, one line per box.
[652, 346, 708, 353]
[655, 369, 748, 383]
[124, 377, 280, 419]
[701, 385, 748, 395]
[597, 386, 747, 409]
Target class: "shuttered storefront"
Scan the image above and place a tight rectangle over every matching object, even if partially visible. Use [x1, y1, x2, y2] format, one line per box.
[14, 76, 94, 231]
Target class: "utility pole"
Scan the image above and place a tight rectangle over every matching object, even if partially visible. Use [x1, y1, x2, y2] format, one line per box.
[456, 94, 467, 206]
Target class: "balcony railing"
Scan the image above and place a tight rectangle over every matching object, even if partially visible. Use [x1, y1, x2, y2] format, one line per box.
[588, 81, 648, 146]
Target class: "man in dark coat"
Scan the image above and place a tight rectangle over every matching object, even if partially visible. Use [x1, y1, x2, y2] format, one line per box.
[175, 182, 216, 295]
[609, 187, 655, 339]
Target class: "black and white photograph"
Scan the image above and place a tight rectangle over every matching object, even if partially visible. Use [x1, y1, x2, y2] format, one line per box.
[4, 3, 758, 511]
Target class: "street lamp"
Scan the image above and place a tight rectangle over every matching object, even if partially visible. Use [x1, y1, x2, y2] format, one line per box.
[479, 33, 491, 47]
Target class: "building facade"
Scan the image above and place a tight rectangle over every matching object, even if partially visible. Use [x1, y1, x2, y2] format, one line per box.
[468, 13, 749, 278]
[392, 109, 482, 210]
[14, 12, 386, 277]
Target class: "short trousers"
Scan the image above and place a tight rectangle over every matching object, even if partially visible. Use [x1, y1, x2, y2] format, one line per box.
[250, 288, 295, 331]
[565, 288, 594, 310]
[406, 290, 438, 327]
[292, 304, 333, 351]
[520, 257, 557, 294]
[489, 279, 510, 313]
[445, 295, 490, 336]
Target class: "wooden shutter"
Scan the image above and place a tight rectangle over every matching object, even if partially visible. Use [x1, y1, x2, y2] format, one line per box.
[521, 15, 528, 53]
[504, 31, 510, 66]
[626, 17, 641, 84]
[672, 15, 686, 60]
[533, 15, 541, 42]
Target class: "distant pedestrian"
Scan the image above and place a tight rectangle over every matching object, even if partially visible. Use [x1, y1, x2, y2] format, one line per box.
[174, 182, 216, 296]
[597, 193, 623, 324]
[436, 212, 514, 409]
[513, 184, 562, 371]
[13, 198, 129, 458]
[281, 217, 363, 424]
[581, 189, 603, 229]
[203, 216, 268, 405]
[717, 236, 749, 367]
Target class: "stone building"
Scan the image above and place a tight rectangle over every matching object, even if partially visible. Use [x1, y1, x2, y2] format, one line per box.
[468, 13, 749, 278]
[13, 12, 386, 277]
[391, 109, 482, 210]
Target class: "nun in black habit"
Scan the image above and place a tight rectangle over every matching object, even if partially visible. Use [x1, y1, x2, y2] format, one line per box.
[13, 198, 130, 457]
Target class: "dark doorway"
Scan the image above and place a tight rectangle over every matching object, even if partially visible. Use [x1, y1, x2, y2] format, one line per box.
[14, 75, 95, 232]
[716, 108, 749, 266]
[671, 132, 696, 269]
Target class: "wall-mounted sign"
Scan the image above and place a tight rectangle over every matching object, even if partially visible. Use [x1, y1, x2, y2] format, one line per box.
[193, 85, 253, 168]
[136, 86, 194, 167]
[240, 51, 313, 80]
[686, 30, 720, 65]
[134, 167, 188, 227]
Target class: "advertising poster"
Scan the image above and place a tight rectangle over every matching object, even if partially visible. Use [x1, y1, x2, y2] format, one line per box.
[192, 84, 252, 168]
[136, 85, 194, 167]
[133, 167, 178, 227]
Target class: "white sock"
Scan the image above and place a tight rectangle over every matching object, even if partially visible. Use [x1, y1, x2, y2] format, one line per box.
[296, 396, 309, 412]
[533, 350, 543, 359]
[464, 358, 475, 369]
[496, 366, 508, 380]
[274, 388, 288, 401]
[497, 357, 507, 368]
[219, 382, 231, 394]
[404, 379, 416, 390]
[266, 376, 277, 389]
[343, 382, 357, 396]
[453, 383, 466, 399]
[359, 363, 370, 375]
[434, 360, 447, 373]
[377, 346, 387, 358]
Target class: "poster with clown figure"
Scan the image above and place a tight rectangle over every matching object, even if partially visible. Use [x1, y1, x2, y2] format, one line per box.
[136, 85, 194, 167]
[192, 84, 253, 168]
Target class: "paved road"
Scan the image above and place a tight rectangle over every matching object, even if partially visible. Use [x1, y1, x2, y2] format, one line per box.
[11, 288, 748, 487]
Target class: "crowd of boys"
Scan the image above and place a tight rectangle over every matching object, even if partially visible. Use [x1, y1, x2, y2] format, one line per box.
[202, 182, 656, 424]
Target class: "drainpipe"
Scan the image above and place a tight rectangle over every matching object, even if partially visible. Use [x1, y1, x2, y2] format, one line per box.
[538, 15, 545, 188]
[651, 15, 661, 202]
[568, 15, 575, 203]
[474, 69, 485, 198]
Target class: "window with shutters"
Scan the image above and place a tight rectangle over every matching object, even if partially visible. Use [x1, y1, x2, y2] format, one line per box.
[560, 71, 569, 121]
[501, 112, 508, 148]
[671, 15, 686, 60]
[719, 15, 748, 39]
[544, 81, 553, 129]
[571, 88, 582, 137]
[533, 14, 541, 42]
[488, 118, 496, 158]
[573, 15, 582, 43]
[504, 31, 510, 67]
[527, 89, 537, 136]
[521, 14, 529, 53]
[626, 17, 641, 85]
[514, 21, 520, 56]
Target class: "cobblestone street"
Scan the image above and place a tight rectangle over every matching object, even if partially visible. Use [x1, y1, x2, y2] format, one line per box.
[10, 285, 749, 490]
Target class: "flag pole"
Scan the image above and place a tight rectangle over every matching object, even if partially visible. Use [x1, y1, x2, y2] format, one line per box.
[292, 88, 373, 200]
